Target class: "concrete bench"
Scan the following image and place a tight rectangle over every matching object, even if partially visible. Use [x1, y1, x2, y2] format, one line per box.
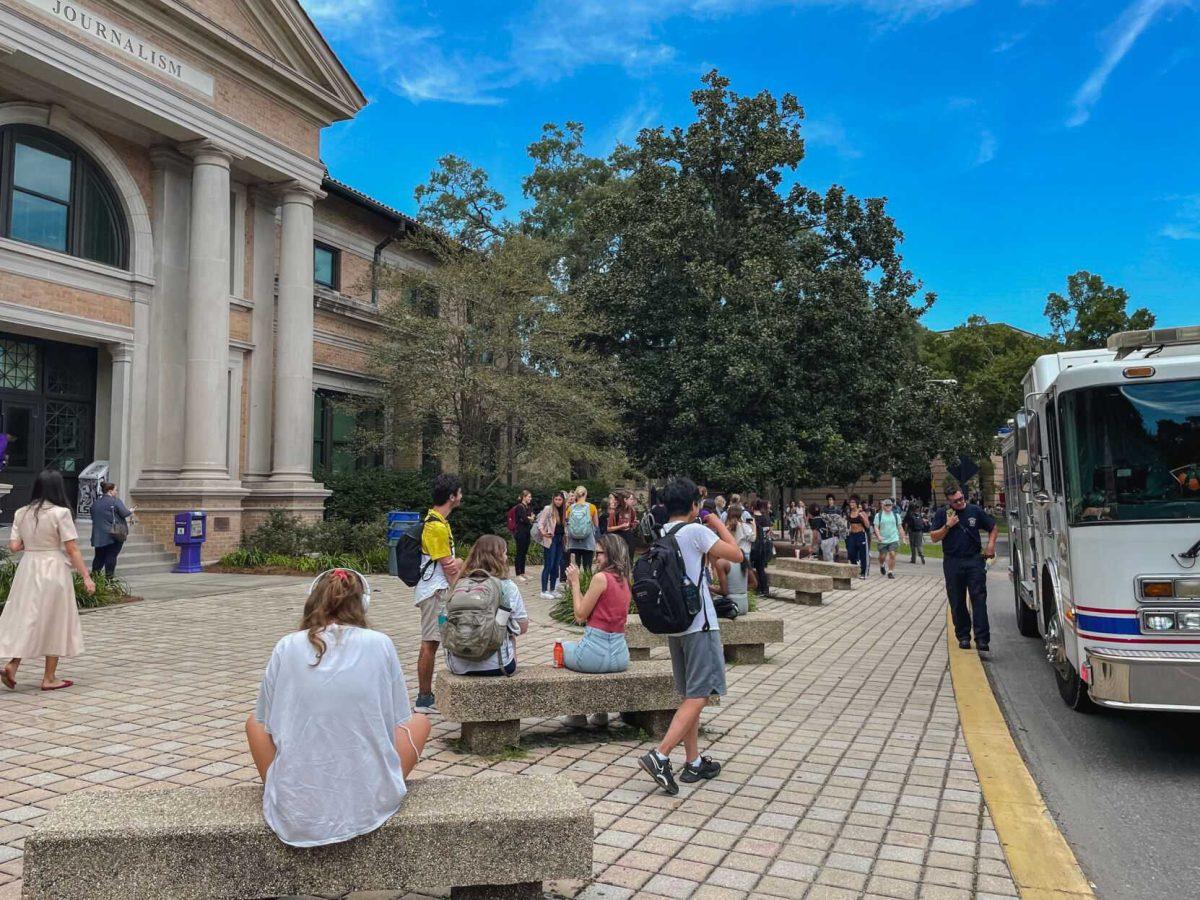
[765, 568, 834, 605]
[625, 612, 785, 664]
[21, 775, 592, 900]
[436, 661, 713, 754]
[773, 556, 859, 590]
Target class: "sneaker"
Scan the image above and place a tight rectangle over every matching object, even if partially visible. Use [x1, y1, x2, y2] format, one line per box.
[415, 694, 437, 714]
[859, 574, 867, 581]
[638, 751, 679, 795]
[564, 715, 589, 728]
[921, 557, 927, 565]
[680, 756, 722, 783]
[519, 575, 529, 583]
[880, 564, 886, 576]
[887, 572, 895, 579]
[977, 643, 990, 653]
[589, 712, 610, 728]
[957, 639, 971, 650]
[540, 591, 554, 599]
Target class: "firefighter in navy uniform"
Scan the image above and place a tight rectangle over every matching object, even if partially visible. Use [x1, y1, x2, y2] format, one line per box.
[931, 487, 999, 652]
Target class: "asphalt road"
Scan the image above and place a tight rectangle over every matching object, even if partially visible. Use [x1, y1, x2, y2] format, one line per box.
[980, 563, 1200, 900]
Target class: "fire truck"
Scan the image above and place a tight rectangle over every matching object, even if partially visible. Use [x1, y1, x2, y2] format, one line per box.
[1002, 326, 1200, 711]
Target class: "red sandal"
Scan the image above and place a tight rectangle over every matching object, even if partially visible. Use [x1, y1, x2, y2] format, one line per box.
[41, 680, 73, 692]
[1, 670, 15, 690]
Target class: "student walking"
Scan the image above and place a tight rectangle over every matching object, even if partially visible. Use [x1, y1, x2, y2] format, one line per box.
[565, 485, 599, 572]
[873, 498, 904, 579]
[638, 479, 744, 795]
[750, 499, 774, 597]
[0, 470, 95, 692]
[931, 488, 999, 652]
[414, 474, 463, 714]
[509, 490, 534, 582]
[442, 536, 528, 677]
[537, 492, 568, 598]
[89, 481, 133, 578]
[246, 569, 430, 847]
[904, 504, 928, 564]
[845, 496, 871, 580]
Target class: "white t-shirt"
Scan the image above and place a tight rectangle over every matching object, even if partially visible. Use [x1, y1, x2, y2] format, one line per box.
[444, 579, 529, 674]
[663, 520, 720, 636]
[254, 626, 412, 847]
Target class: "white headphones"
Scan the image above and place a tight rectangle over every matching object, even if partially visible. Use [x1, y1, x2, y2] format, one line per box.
[307, 568, 373, 612]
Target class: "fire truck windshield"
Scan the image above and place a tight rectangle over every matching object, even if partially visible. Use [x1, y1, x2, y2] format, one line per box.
[1060, 378, 1200, 524]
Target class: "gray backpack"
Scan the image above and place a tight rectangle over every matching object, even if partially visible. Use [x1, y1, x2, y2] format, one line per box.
[442, 571, 513, 663]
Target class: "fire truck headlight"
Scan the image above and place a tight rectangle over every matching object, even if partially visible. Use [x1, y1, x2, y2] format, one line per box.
[1175, 579, 1200, 600]
[1144, 613, 1176, 632]
[1177, 612, 1200, 631]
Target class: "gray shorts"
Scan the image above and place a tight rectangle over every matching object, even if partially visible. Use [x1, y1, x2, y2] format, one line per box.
[667, 629, 727, 699]
[418, 589, 445, 643]
[879, 541, 900, 553]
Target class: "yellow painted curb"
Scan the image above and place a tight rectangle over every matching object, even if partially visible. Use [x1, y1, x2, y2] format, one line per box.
[945, 611, 1095, 898]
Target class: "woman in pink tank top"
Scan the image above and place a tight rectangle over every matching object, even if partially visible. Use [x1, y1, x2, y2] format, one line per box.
[562, 534, 631, 676]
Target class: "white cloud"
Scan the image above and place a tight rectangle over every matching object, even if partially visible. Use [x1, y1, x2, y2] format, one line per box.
[803, 117, 863, 159]
[972, 128, 996, 166]
[1066, 0, 1186, 127]
[1161, 194, 1200, 240]
[302, 0, 976, 106]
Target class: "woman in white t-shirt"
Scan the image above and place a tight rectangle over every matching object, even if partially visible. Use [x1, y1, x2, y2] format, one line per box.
[246, 569, 430, 848]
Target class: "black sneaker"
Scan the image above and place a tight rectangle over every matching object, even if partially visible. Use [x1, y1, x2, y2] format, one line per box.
[680, 756, 722, 783]
[880, 564, 886, 576]
[638, 751, 679, 795]
[977, 643, 990, 653]
[415, 694, 437, 714]
[958, 639, 971, 650]
[887, 572, 895, 579]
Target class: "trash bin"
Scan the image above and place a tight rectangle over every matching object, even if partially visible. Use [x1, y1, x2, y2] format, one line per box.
[387, 510, 420, 577]
[173, 510, 206, 573]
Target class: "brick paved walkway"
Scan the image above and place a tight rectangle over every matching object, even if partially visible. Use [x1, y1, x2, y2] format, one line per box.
[0, 568, 1018, 899]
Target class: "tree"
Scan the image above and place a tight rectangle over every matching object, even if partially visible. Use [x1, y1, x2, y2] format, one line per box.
[920, 316, 1058, 459]
[560, 70, 955, 488]
[1044, 271, 1155, 351]
[369, 159, 626, 486]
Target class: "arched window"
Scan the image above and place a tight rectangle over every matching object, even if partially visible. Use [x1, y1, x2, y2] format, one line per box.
[0, 125, 128, 269]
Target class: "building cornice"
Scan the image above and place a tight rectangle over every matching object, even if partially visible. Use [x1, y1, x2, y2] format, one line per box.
[0, 299, 134, 345]
[313, 289, 381, 327]
[0, 237, 154, 303]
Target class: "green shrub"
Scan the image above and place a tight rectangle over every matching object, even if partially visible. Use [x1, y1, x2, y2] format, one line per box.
[0, 563, 129, 612]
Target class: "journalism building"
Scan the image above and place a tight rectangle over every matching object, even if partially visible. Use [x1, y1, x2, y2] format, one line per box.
[0, 0, 425, 558]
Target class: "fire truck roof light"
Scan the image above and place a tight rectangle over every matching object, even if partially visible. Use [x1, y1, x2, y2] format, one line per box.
[1109, 325, 1200, 358]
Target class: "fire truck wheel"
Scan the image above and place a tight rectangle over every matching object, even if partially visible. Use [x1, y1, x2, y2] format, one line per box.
[1015, 582, 1039, 638]
[1046, 608, 1095, 712]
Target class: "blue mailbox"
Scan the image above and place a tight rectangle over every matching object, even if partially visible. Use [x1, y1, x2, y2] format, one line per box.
[173, 510, 206, 573]
[387, 510, 420, 577]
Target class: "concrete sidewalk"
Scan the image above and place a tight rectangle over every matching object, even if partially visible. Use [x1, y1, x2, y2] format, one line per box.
[0, 567, 1017, 899]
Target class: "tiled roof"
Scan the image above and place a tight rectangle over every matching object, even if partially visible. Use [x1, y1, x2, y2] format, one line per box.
[321, 176, 421, 230]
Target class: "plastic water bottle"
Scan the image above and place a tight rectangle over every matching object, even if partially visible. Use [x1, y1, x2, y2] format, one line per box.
[553, 641, 564, 668]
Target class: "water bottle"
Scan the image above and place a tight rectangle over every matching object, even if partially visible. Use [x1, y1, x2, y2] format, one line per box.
[553, 641, 565, 668]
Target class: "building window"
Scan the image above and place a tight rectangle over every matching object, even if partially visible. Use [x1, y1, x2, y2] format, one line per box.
[314, 242, 339, 290]
[0, 126, 128, 269]
[312, 391, 382, 475]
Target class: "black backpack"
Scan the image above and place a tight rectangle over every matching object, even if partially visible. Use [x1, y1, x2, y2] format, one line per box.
[394, 515, 434, 587]
[713, 594, 741, 620]
[632, 523, 704, 634]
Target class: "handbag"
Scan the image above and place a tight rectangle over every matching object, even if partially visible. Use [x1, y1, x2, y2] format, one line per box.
[109, 519, 129, 543]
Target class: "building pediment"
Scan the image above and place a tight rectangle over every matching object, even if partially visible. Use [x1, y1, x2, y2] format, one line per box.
[105, 0, 366, 124]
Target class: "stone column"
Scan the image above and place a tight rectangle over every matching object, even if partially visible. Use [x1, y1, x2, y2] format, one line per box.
[244, 187, 279, 481]
[109, 342, 134, 494]
[270, 183, 320, 482]
[179, 142, 233, 482]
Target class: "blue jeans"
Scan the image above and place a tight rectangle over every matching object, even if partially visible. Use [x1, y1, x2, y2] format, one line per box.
[542, 541, 565, 592]
[563, 627, 630, 674]
[847, 531, 868, 576]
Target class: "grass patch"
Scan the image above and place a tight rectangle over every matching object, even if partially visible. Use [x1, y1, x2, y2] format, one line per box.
[216, 547, 388, 575]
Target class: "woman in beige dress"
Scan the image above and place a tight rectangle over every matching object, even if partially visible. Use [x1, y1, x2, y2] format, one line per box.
[0, 470, 95, 692]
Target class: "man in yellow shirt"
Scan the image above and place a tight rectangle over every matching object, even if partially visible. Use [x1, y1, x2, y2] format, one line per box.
[414, 474, 462, 713]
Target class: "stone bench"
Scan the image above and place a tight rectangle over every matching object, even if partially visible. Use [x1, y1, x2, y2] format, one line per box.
[21, 775, 592, 900]
[625, 612, 785, 664]
[437, 661, 713, 754]
[765, 568, 834, 605]
[772, 556, 859, 590]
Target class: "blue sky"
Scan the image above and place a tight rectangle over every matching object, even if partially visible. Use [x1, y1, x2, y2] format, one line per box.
[300, 0, 1200, 334]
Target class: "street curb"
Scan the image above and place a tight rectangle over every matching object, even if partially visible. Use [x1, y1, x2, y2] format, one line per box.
[945, 612, 1095, 898]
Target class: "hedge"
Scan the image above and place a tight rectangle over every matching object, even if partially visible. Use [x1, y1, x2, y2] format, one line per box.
[321, 468, 611, 546]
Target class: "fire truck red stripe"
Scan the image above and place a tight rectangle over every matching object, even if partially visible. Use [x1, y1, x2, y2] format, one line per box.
[1074, 605, 1137, 615]
[1078, 631, 1200, 645]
